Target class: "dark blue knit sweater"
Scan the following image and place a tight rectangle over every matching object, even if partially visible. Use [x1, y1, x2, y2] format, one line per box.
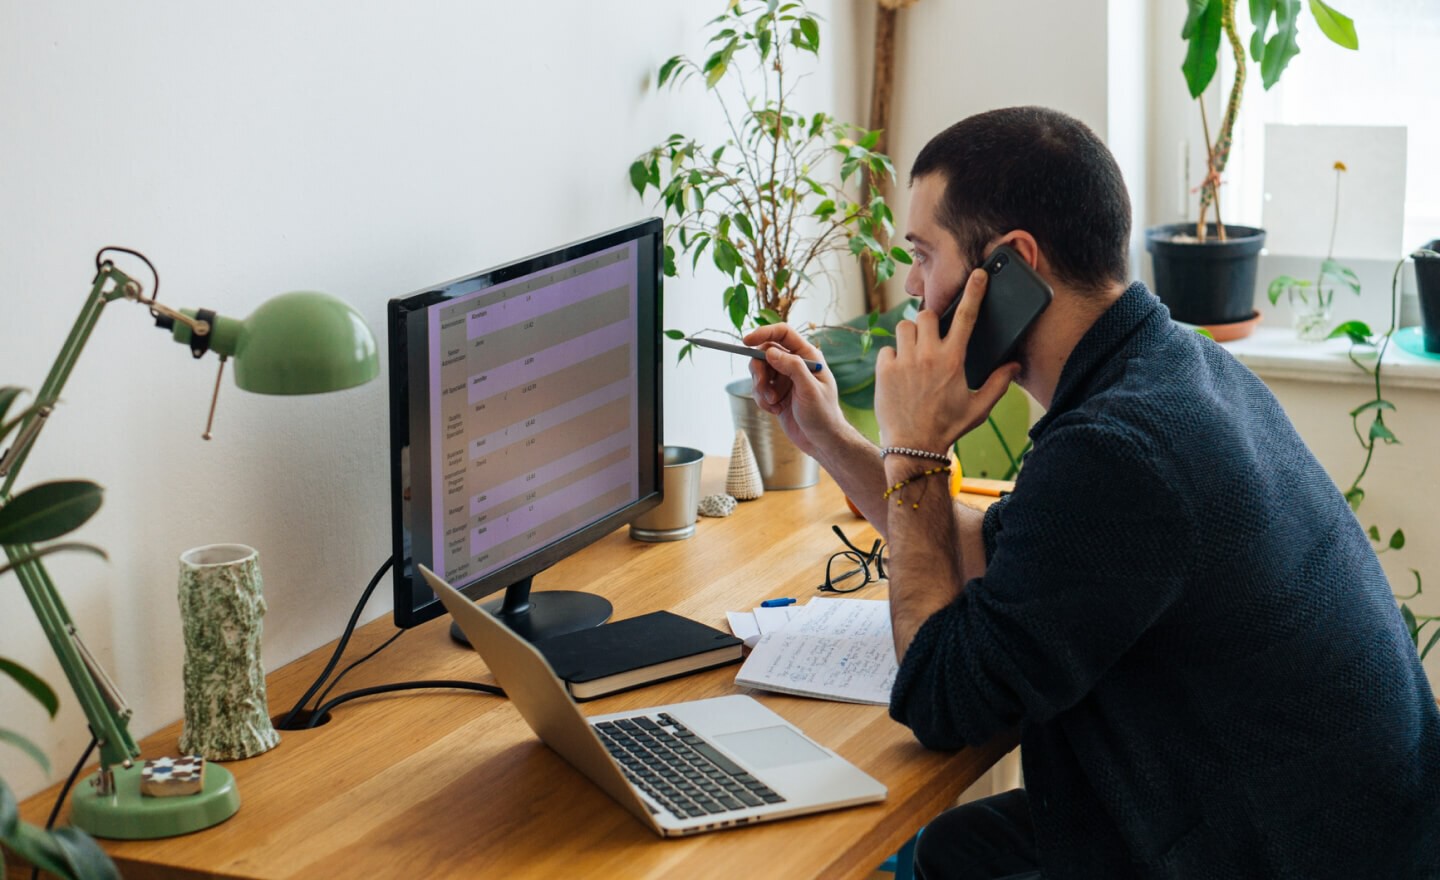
[890, 283, 1440, 878]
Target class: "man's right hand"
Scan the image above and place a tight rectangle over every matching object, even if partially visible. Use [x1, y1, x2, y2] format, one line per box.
[742, 323, 848, 459]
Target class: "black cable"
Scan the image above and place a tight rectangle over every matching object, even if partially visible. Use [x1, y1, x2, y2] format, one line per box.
[309, 628, 405, 712]
[276, 555, 393, 730]
[94, 247, 160, 315]
[33, 735, 98, 880]
[304, 680, 505, 729]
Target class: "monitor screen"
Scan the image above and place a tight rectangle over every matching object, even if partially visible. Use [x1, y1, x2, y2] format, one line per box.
[388, 219, 663, 640]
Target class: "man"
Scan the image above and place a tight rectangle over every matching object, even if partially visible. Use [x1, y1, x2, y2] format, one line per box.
[744, 106, 1440, 878]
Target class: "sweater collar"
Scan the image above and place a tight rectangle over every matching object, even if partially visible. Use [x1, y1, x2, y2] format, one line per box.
[1031, 281, 1164, 434]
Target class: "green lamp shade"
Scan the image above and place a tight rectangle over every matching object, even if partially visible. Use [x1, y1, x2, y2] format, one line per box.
[224, 292, 379, 395]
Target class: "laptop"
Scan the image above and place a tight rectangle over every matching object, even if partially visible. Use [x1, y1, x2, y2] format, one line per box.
[421, 566, 887, 836]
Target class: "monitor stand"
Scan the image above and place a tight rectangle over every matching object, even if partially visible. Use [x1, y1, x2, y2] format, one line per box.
[448, 575, 612, 646]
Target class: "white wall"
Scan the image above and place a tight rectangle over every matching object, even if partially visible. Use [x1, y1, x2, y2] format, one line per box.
[0, 0, 864, 801]
[881, 0, 1136, 305]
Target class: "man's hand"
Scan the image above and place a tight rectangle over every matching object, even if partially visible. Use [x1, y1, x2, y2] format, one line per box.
[742, 323, 849, 459]
[875, 267, 1020, 452]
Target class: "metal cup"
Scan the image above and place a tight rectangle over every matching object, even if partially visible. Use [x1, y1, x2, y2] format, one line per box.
[630, 446, 705, 542]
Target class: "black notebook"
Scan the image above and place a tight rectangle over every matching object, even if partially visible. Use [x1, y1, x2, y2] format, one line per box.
[534, 611, 743, 701]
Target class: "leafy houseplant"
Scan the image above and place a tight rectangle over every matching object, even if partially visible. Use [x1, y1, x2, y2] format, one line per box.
[1325, 253, 1440, 662]
[0, 387, 118, 880]
[1146, 0, 1358, 330]
[629, 0, 910, 356]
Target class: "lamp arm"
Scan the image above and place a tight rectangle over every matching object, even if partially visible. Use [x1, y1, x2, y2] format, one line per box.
[2, 544, 138, 773]
[0, 264, 132, 496]
[1, 262, 149, 778]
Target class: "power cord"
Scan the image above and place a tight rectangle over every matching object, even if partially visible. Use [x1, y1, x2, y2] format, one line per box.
[304, 680, 504, 730]
[276, 555, 504, 731]
[276, 556, 395, 729]
[33, 736, 98, 880]
[308, 627, 406, 712]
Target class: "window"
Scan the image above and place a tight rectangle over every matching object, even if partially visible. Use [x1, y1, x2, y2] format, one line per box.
[1225, 1, 1440, 251]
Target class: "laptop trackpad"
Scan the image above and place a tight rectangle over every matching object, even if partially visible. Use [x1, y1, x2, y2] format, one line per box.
[713, 725, 830, 771]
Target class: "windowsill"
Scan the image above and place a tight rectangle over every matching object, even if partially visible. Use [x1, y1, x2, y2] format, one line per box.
[1219, 327, 1440, 392]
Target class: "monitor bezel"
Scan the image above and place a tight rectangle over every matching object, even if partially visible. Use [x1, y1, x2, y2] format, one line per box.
[387, 217, 664, 630]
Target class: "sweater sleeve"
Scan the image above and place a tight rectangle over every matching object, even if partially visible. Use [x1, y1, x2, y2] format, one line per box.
[890, 419, 1197, 750]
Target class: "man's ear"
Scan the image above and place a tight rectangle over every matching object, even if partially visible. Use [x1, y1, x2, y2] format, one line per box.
[993, 231, 1041, 270]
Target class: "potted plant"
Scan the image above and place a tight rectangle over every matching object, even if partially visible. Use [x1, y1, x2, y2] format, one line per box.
[629, 0, 909, 487]
[1147, 0, 1358, 333]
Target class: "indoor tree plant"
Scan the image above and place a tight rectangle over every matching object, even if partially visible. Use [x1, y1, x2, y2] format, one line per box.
[1147, 0, 1358, 332]
[0, 386, 117, 880]
[629, 0, 909, 487]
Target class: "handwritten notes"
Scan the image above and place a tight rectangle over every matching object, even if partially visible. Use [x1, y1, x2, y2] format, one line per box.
[734, 598, 897, 705]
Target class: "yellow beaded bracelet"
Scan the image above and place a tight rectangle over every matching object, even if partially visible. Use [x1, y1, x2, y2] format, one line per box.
[882, 465, 952, 510]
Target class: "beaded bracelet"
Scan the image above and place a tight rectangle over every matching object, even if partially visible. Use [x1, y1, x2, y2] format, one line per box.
[880, 445, 950, 463]
[882, 465, 952, 510]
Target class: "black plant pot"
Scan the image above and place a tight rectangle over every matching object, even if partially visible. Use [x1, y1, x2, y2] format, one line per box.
[1415, 239, 1440, 353]
[1146, 224, 1266, 326]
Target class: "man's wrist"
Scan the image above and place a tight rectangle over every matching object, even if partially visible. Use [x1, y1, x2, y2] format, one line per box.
[880, 445, 950, 463]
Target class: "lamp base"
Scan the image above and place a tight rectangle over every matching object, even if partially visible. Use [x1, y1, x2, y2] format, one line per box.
[70, 761, 240, 839]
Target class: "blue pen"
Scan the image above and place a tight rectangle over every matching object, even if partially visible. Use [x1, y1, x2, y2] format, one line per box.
[760, 597, 797, 607]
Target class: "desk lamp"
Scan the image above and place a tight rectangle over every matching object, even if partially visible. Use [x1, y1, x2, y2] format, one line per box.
[0, 249, 379, 838]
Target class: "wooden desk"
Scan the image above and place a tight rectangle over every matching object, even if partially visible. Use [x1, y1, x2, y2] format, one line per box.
[12, 463, 1016, 880]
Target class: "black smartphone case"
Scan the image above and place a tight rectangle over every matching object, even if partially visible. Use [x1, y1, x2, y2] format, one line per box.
[939, 245, 1054, 390]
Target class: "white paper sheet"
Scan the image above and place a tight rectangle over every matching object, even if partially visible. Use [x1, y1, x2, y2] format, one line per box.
[734, 598, 898, 705]
[1263, 124, 1407, 261]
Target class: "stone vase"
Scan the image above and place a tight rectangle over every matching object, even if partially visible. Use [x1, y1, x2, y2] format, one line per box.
[177, 543, 280, 761]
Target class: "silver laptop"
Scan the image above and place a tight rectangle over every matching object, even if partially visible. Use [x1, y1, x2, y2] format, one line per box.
[421, 566, 887, 837]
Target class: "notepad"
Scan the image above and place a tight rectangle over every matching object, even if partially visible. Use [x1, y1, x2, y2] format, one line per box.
[537, 611, 743, 701]
[733, 598, 898, 705]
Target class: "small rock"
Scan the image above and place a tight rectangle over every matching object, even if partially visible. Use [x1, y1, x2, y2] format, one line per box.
[698, 493, 738, 517]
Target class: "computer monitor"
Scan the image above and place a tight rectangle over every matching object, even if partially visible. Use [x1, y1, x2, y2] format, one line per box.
[388, 219, 664, 642]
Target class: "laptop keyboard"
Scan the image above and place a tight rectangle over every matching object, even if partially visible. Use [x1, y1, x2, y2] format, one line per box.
[593, 712, 787, 819]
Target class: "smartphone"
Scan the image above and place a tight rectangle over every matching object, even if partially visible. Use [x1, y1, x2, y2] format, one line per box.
[936, 245, 1053, 389]
[684, 336, 824, 373]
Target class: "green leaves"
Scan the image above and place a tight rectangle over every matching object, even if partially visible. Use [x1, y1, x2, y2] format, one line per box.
[1320, 258, 1361, 295]
[628, 160, 649, 197]
[712, 238, 742, 278]
[1258, 0, 1303, 90]
[1249, 0, 1277, 60]
[794, 17, 820, 54]
[0, 480, 103, 545]
[0, 658, 57, 718]
[1309, 0, 1358, 49]
[1267, 274, 1306, 306]
[1, 780, 120, 880]
[1186, 0, 1359, 96]
[1348, 398, 1394, 418]
[1327, 319, 1372, 345]
[1181, 0, 1222, 98]
[0, 729, 49, 775]
[657, 55, 684, 88]
[807, 299, 913, 409]
[0, 386, 24, 432]
[725, 285, 750, 332]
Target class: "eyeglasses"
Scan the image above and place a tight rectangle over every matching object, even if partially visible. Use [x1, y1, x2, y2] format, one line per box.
[818, 525, 889, 593]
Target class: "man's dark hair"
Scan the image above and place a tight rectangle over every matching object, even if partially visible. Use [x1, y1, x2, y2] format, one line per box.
[911, 106, 1132, 291]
